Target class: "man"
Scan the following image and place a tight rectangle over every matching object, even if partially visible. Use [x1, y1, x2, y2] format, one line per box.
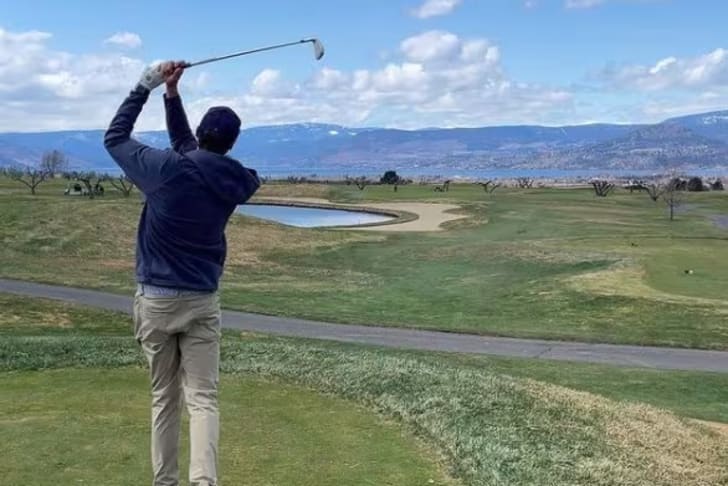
[105, 61, 260, 486]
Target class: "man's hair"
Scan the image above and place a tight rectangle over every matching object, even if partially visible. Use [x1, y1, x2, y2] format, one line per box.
[197, 130, 238, 155]
[196, 106, 241, 155]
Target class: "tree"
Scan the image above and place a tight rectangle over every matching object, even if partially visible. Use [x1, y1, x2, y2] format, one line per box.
[711, 179, 724, 191]
[591, 180, 615, 197]
[107, 174, 135, 197]
[70, 171, 104, 199]
[7, 150, 67, 195]
[669, 177, 687, 191]
[40, 150, 68, 176]
[354, 176, 369, 191]
[687, 176, 705, 192]
[516, 177, 534, 189]
[380, 170, 402, 185]
[662, 178, 684, 221]
[479, 180, 501, 194]
[644, 183, 664, 202]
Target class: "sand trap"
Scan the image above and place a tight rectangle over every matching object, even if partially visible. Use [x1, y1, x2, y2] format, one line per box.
[254, 197, 467, 232]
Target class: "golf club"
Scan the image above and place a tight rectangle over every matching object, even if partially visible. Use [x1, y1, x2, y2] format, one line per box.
[183, 38, 325, 68]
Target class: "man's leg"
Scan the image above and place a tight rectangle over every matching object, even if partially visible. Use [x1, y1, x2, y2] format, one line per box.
[179, 293, 221, 486]
[135, 294, 184, 486]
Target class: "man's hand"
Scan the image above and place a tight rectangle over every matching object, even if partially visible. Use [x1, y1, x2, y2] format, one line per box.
[138, 62, 167, 92]
[164, 61, 186, 98]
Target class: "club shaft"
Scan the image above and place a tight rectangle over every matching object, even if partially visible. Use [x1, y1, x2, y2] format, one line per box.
[185, 39, 313, 68]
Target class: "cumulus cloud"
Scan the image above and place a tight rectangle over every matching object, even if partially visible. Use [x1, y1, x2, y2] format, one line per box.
[183, 30, 571, 129]
[411, 0, 462, 19]
[598, 48, 728, 91]
[0, 26, 575, 131]
[0, 27, 159, 131]
[7, 25, 725, 133]
[104, 32, 142, 49]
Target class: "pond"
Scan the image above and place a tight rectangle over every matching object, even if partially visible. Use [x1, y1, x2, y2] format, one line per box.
[237, 204, 395, 228]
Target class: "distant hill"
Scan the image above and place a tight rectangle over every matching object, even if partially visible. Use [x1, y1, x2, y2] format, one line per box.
[0, 110, 726, 174]
[664, 110, 728, 144]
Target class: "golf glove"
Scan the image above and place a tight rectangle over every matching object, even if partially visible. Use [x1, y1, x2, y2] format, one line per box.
[138, 62, 165, 91]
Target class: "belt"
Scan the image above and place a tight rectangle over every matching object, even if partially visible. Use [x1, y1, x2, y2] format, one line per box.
[137, 283, 213, 297]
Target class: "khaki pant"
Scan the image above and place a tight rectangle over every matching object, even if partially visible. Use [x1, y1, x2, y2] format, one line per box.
[134, 287, 221, 486]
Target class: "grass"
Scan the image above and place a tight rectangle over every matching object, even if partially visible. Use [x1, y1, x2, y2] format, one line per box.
[0, 369, 450, 486]
[2, 177, 728, 348]
[4, 295, 728, 485]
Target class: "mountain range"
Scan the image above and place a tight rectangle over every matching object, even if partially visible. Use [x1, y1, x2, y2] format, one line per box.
[1, 110, 727, 175]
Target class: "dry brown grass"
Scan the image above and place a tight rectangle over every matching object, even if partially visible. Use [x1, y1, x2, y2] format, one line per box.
[565, 264, 728, 311]
[0, 310, 72, 329]
[525, 381, 728, 485]
[254, 183, 333, 199]
[226, 216, 383, 267]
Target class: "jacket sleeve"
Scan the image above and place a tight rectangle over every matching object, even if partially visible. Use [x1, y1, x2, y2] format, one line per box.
[164, 94, 199, 154]
[104, 85, 179, 195]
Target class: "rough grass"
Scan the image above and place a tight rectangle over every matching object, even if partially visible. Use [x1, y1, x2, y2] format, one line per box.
[3, 295, 728, 485]
[3, 333, 727, 485]
[2, 177, 728, 348]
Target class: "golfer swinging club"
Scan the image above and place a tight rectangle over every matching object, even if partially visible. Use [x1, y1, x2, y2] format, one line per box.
[105, 61, 260, 486]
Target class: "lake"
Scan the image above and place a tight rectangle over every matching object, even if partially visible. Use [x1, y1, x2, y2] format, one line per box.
[237, 204, 394, 228]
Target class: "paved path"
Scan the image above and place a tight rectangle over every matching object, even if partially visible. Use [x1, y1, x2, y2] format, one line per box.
[3, 278, 728, 373]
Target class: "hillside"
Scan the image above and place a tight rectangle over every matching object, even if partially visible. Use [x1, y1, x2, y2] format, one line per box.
[0, 110, 726, 173]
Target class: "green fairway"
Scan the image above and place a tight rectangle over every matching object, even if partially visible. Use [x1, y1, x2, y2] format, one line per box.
[2, 177, 728, 348]
[3, 295, 728, 486]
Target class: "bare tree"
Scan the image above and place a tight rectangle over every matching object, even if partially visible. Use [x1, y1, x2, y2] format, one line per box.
[516, 177, 534, 189]
[644, 183, 664, 202]
[354, 176, 369, 191]
[72, 171, 104, 199]
[479, 180, 501, 194]
[40, 150, 68, 175]
[7, 150, 67, 195]
[107, 175, 135, 197]
[662, 178, 684, 221]
[591, 180, 615, 197]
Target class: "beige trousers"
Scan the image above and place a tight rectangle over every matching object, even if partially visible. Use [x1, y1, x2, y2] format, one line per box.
[134, 287, 221, 486]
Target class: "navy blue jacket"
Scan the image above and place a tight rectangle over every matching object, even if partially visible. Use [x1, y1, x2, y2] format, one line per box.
[104, 85, 260, 291]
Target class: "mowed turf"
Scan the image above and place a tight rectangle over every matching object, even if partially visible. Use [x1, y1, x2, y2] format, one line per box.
[3, 295, 728, 486]
[0, 369, 450, 486]
[2, 177, 728, 348]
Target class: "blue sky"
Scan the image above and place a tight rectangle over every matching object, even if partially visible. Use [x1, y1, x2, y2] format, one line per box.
[1, 0, 727, 131]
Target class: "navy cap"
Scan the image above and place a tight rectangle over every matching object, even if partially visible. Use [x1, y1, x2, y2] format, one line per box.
[196, 106, 241, 148]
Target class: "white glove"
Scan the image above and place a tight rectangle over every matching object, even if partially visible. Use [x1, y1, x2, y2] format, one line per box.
[138, 62, 165, 91]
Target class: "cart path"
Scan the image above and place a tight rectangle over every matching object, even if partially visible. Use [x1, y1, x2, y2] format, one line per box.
[3, 278, 728, 373]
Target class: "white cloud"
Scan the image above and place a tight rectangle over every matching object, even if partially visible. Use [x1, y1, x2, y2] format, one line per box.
[565, 0, 664, 9]
[599, 48, 728, 91]
[5, 25, 725, 133]
[401, 31, 460, 63]
[104, 32, 142, 49]
[0, 28, 157, 131]
[411, 0, 462, 19]
[0, 26, 575, 131]
[565, 0, 605, 8]
[182, 30, 571, 129]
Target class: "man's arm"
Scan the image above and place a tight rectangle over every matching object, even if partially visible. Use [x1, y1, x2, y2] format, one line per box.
[164, 94, 198, 154]
[164, 63, 198, 154]
[104, 64, 178, 194]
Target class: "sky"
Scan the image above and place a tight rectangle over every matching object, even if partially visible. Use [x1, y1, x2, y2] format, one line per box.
[0, 0, 727, 132]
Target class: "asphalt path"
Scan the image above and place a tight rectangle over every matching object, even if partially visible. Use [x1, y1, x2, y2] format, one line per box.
[2, 278, 728, 372]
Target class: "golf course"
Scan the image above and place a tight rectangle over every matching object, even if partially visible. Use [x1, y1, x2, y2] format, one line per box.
[3, 176, 728, 485]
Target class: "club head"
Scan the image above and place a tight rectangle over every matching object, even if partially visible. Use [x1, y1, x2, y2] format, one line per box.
[311, 38, 325, 60]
